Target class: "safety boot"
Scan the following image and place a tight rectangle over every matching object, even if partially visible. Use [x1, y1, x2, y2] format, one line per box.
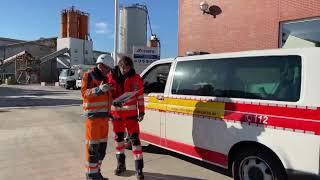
[97, 169, 108, 180]
[135, 159, 144, 180]
[86, 173, 107, 180]
[114, 154, 126, 176]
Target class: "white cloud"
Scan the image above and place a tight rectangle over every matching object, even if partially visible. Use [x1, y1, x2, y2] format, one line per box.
[95, 22, 112, 35]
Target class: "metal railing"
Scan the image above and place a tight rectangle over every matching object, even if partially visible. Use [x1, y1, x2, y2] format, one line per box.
[0, 73, 15, 80]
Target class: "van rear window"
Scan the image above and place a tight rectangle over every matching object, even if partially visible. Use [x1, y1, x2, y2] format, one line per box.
[171, 56, 301, 102]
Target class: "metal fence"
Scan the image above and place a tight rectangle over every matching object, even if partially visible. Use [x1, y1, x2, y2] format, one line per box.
[0, 73, 15, 80]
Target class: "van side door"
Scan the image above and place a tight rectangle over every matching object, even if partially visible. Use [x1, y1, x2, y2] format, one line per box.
[140, 63, 171, 145]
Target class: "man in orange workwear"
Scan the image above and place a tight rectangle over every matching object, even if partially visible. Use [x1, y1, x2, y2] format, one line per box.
[81, 54, 113, 180]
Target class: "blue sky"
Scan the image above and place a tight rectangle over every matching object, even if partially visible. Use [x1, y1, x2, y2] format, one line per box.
[0, 0, 178, 58]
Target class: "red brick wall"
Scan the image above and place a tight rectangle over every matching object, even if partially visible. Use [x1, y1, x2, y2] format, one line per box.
[178, 0, 320, 56]
[280, 0, 320, 21]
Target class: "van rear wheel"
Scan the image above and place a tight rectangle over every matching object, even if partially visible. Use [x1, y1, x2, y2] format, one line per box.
[232, 147, 286, 180]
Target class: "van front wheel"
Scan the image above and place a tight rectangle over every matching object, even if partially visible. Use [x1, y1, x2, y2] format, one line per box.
[232, 148, 286, 180]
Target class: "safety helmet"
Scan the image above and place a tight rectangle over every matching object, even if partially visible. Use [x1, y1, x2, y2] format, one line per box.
[96, 54, 114, 67]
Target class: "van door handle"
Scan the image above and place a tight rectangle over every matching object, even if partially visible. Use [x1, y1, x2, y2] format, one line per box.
[156, 95, 164, 101]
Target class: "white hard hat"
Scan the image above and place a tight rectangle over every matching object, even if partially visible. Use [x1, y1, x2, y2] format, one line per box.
[96, 54, 114, 67]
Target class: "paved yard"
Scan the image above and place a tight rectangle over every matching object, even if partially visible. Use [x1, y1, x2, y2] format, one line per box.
[0, 85, 232, 180]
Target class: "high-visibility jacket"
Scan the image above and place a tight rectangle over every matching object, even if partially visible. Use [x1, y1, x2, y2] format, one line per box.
[81, 67, 112, 119]
[107, 66, 124, 100]
[109, 69, 144, 119]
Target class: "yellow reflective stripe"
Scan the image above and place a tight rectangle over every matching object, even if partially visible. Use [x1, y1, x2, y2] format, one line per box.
[111, 105, 136, 111]
[146, 97, 225, 119]
[83, 102, 110, 108]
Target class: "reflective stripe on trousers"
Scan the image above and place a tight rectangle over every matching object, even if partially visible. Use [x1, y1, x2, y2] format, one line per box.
[85, 137, 108, 144]
[84, 108, 110, 114]
[86, 167, 99, 174]
[132, 145, 143, 160]
[115, 141, 125, 154]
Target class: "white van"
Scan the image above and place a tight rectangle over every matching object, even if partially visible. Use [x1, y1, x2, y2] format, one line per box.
[140, 47, 320, 180]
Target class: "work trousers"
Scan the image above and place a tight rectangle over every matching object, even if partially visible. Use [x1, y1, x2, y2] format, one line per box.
[112, 119, 143, 161]
[85, 118, 109, 177]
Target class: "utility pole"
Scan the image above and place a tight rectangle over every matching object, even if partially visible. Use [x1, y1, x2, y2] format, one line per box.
[114, 0, 119, 66]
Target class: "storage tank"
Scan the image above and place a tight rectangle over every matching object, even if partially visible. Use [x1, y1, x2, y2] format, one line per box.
[119, 4, 147, 56]
[79, 14, 89, 40]
[67, 8, 79, 38]
[61, 10, 67, 38]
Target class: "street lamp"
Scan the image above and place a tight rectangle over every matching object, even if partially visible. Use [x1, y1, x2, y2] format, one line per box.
[200, 1, 209, 14]
[114, 0, 119, 66]
[199, 1, 222, 18]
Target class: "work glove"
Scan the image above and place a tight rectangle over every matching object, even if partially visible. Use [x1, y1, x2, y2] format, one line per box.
[137, 113, 145, 122]
[99, 82, 111, 92]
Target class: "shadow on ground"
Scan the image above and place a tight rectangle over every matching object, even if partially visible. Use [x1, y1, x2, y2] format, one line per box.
[0, 110, 10, 113]
[118, 170, 205, 180]
[0, 97, 82, 107]
[0, 86, 81, 107]
[143, 145, 320, 179]
[0, 86, 68, 97]
[143, 144, 231, 177]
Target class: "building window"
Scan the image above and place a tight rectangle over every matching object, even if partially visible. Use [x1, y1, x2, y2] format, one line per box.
[172, 56, 301, 102]
[280, 18, 320, 48]
[74, 49, 78, 53]
[85, 50, 88, 54]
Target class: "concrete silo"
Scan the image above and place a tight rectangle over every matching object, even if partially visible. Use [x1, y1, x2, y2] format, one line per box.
[119, 4, 148, 57]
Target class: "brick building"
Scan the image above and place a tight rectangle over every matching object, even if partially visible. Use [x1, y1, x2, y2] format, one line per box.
[178, 0, 320, 56]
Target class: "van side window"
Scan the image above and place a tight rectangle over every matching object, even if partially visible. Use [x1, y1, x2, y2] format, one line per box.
[142, 63, 171, 94]
[171, 56, 301, 102]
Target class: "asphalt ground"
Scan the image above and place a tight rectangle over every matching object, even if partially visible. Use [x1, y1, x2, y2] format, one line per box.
[0, 85, 232, 180]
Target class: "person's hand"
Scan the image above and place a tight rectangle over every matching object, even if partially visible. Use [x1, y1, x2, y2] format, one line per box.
[137, 113, 144, 122]
[99, 82, 111, 92]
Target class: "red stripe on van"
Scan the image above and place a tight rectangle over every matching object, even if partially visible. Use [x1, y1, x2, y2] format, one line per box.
[140, 132, 228, 167]
[224, 111, 320, 134]
[224, 103, 320, 134]
[225, 103, 320, 121]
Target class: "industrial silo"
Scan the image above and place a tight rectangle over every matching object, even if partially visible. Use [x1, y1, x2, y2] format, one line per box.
[61, 10, 67, 38]
[67, 8, 79, 38]
[119, 4, 147, 57]
[79, 14, 89, 40]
